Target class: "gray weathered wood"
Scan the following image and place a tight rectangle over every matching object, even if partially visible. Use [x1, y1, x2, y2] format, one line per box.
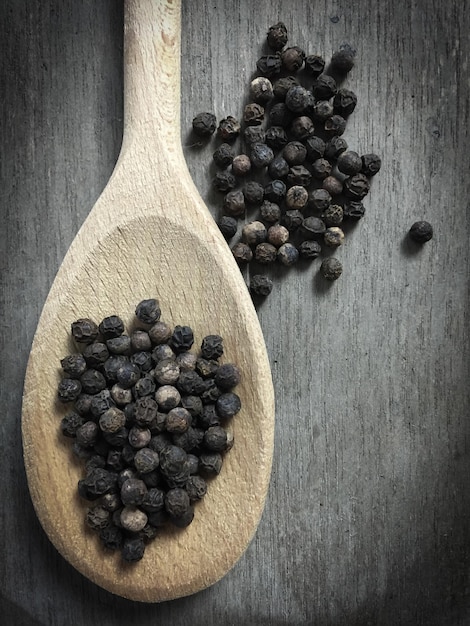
[1, 0, 469, 624]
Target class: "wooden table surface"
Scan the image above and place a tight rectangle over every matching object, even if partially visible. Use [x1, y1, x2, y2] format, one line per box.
[1, 0, 469, 624]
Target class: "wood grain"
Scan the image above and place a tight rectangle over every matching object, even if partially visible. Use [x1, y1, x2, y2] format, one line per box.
[20, 0, 274, 603]
[1, 0, 470, 623]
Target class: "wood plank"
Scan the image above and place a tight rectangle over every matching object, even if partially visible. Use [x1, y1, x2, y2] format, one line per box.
[1, 0, 469, 623]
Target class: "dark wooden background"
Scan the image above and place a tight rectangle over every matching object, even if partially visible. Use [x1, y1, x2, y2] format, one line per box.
[1, 1, 469, 624]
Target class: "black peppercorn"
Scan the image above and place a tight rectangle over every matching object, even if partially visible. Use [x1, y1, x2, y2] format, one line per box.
[322, 204, 344, 226]
[121, 536, 145, 562]
[311, 101, 334, 122]
[61, 411, 85, 437]
[120, 507, 148, 534]
[256, 54, 282, 77]
[99, 525, 123, 550]
[287, 166, 312, 188]
[71, 318, 99, 345]
[337, 151, 363, 175]
[99, 315, 125, 340]
[199, 452, 223, 476]
[304, 54, 326, 77]
[322, 176, 343, 197]
[324, 227, 345, 248]
[200, 334, 224, 360]
[141, 487, 165, 513]
[265, 126, 289, 150]
[176, 370, 204, 396]
[260, 200, 282, 223]
[80, 369, 107, 395]
[250, 77, 274, 103]
[409, 221, 433, 243]
[217, 115, 241, 141]
[333, 88, 358, 117]
[130, 330, 152, 352]
[89, 389, 115, 417]
[165, 488, 191, 518]
[282, 209, 304, 232]
[250, 143, 274, 168]
[244, 102, 265, 126]
[244, 126, 266, 146]
[281, 46, 305, 72]
[74, 392, 94, 415]
[181, 395, 203, 417]
[185, 475, 207, 502]
[128, 425, 152, 449]
[264, 179, 286, 203]
[305, 136, 326, 162]
[330, 47, 355, 74]
[286, 185, 308, 211]
[58, 378, 82, 403]
[159, 445, 190, 485]
[99, 406, 126, 434]
[283, 141, 307, 165]
[324, 114, 347, 136]
[61, 354, 87, 378]
[232, 242, 253, 265]
[76, 421, 99, 448]
[130, 351, 152, 373]
[115, 362, 140, 389]
[285, 85, 313, 113]
[243, 181, 264, 206]
[320, 257, 343, 280]
[344, 173, 370, 199]
[215, 392, 241, 419]
[192, 112, 216, 137]
[121, 478, 147, 506]
[300, 216, 327, 239]
[212, 171, 237, 192]
[361, 153, 382, 177]
[165, 407, 192, 434]
[155, 385, 181, 412]
[154, 358, 180, 385]
[232, 155, 252, 177]
[152, 344, 175, 363]
[223, 189, 246, 217]
[324, 136, 348, 161]
[106, 335, 131, 355]
[311, 158, 332, 180]
[267, 224, 290, 248]
[103, 425, 128, 448]
[250, 274, 274, 297]
[215, 363, 241, 390]
[290, 116, 315, 140]
[203, 426, 228, 452]
[254, 242, 277, 264]
[171, 325, 194, 353]
[267, 155, 289, 180]
[266, 22, 288, 51]
[83, 342, 109, 368]
[134, 448, 160, 474]
[134, 396, 159, 426]
[217, 215, 238, 239]
[343, 200, 365, 220]
[86, 505, 110, 531]
[313, 74, 337, 100]
[298, 240, 322, 259]
[213, 143, 235, 167]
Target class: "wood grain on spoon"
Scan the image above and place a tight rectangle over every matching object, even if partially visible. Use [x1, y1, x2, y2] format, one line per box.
[21, 0, 274, 602]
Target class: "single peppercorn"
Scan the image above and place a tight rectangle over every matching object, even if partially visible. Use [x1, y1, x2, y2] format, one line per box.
[305, 136, 326, 162]
[333, 88, 358, 117]
[265, 126, 289, 150]
[260, 200, 281, 223]
[330, 47, 355, 74]
[277, 243, 299, 266]
[285, 85, 313, 113]
[122, 536, 146, 562]
[324, 136, 348, 161]
[134, 448, 160, 474]
[244, 126, 266, 146]
[185, 475, 208, 502]
[58, 378, 82, 403]
[337, 151, 363, 175]
[266, 22, 288, 51]
[291, 116, 315, 140]
[249, 274, 274, 297]
[130, 350, 152, 372]
[134, 396, 158, 426]
[60, 354, 87, 378]
[311, 100, 334, 122]
[215, 363, 240, 390]
[320, 257, 343, 280]
[283, 209, 304, 232]
[165, 488, 191, 518]
[313, 74, 337, 100]
[409, 221, 433, 243]
[254, 242, 278, 264]
[130, 330, 152, 352]
[344, 173, 370, 200]
[311, 158, 332, 180]
[76, 421, 99, 448]
[243, 181, 264, 206]
[286, 186, 308, 211]
[361, 153, 382, 177]
[343, 200, 365, 219]
[267, 224, 290, 248]
[300, 216, 327, 239]
[268, 154, 290, 179]
[213, 171, 236, 193]
[176, 352, 197, 371]
[171, 326, 194, 353]
[244, 102, 265, 126]
[106, 335, 131, 355]
[250, 143, 274, 168]
[71, 318, 99, 345]
[199, 452, 223, 476]
[322, 204, 344, 226]
[86, 505, 110, 531]
[287, 165, 312, 188]
[231, 154, 251, 177]
[256, 54, 282, 77]
[223, 189, 245, 217]
[152, 344, 175, 362]
[281, 46, 305, 72]
[99, 406, 126, 434]
[283, 141, 307, 165]
[116, 362, 140, 389]
[213, 143, 235, 167]
[99, 315, 125, 340]
[232, 242, 253, 265]
[74, 392, 94, 415]
[192, 112, 216, 137]
[135, 299, 161, 325]
[324, 226, 345, 248]
[165, 407, 192, 434]
[217, 115, 241, 141]
[217, 215, 238, 239]
[121, 478, 147, 506]
[298, 240, 322, 259]
[250, 77, 274, 103]
[61, 411, 85, 438]
[200, 335, 223, 360]
[128, 425, 152, 449]
[154, 358, 180, 385]
[322, 176, 343, 197]
[264, 179, 286, 203]
[304, 54, 325, 77]
[203, 426, 228, 452]
[241, 221, 267, 247]
[80, 369, 107, 395]
[324, 114, 347, 136]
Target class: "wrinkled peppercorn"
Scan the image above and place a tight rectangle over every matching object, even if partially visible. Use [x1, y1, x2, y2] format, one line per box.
[321, 257, 343, 280]
[409, 221, 433, 243]
[232, 242, 253, 265]
[250, 76, 274, 103]
[267, 224, 290, 247]
[283, 141, 307, 165]
[256, 54, 282, 77]
[58, 378, 82, 403]
[213, 171, 237, 192]
[304, 54, 325, 77]
[231, 154, 252, 177]
[250, 274, 274, 297]
[61, 354, 87, 378]
[213, 143, 235, 167]
[361, 153, 382, 177]
[266, 22, 288, 51]
[244, 102, 265, 125]
[217, 115, 241, 141]
[192, 112, 216, 137]
[265, 126, 289, 150]
[250, 143, 274, 168]
[281, 46, 305, 72]
[71, 318, 99, 345]
[242, 221, 268, 246]
[254, 242, 278, 264]
[285, 85, 313, 113]
[260, 200, 281, 223]
[278, 243, 300, 266]
[330, 47, 355, 74]
[298, 240, 322, 259]
[273, 75, 299, 99]
[324, 227, 345, 247]
[333, 88, 358, 117]
[313, 74, 337, 100]
[217, 215, 238, 239]
[264, 179, 286, 203]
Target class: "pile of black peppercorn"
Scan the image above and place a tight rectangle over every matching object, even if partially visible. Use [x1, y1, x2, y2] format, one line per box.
[192, 22, 382, 294]
[57, 299, 240, 563]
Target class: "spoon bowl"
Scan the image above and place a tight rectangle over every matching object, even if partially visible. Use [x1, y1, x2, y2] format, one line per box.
[21, 0, 274, 602]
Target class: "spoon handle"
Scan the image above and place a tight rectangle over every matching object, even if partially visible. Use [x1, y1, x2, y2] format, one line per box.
[123, 0, 182, 154]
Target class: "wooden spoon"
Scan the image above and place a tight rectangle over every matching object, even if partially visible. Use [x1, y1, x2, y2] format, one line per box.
[21, 0, 274, 603]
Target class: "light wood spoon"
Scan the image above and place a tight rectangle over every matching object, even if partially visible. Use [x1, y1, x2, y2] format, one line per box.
[22, 0, 274, 602]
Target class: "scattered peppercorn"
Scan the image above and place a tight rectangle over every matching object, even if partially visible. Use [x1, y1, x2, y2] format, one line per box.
[249, 274, 274, 297]
[409, 221, 433, 243]
[266, 22, 288, 51]
[320, 257, 343, 280]
[192, 112, 217, 137]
